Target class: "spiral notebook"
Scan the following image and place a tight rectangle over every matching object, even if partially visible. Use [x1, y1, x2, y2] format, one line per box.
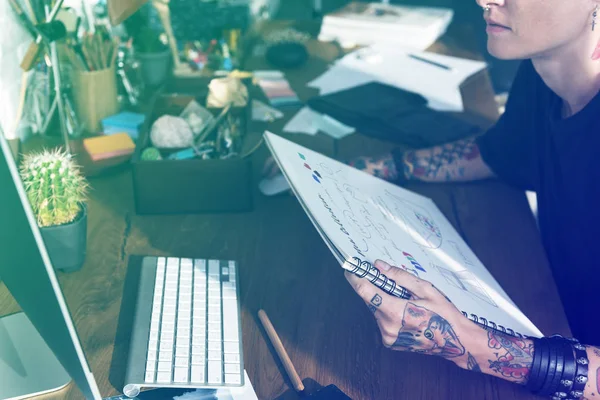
[263, 131, 543, 339]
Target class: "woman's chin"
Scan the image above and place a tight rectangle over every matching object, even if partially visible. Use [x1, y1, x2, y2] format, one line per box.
[487, 42, 523, 60]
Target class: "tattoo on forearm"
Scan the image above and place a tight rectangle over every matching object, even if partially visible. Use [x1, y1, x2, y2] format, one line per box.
[487, 332, 534, 383]
[467, 352, 482, 372]
[392, 302, 465, 358]
[404, 138, 480, 181]
[350, 155, 398, 181]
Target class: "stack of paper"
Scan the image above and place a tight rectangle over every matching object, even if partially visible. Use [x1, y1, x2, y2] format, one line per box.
[319, 2, 454, 50]
[307, 44, 487, 112]
[283, 106, 355, 139]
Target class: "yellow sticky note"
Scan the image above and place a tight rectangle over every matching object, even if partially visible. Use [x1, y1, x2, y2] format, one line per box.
[83, 133, 135, 161]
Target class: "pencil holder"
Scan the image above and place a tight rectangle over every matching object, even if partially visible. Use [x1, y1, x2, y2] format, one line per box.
[72, 65, 119, 133]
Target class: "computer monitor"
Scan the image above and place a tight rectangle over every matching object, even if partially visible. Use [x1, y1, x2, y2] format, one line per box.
[0, 131, 102, 400]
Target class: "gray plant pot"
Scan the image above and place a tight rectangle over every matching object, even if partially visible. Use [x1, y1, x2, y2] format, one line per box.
[138, 49, 172, 88]
[39, 205, 87, 273]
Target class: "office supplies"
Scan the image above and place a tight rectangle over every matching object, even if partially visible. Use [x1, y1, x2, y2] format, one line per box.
[258, 310, 304, 393]
[0, 127, 102, 399]
[263, 131, 544, 339]
[122, 257, 244, 397]
[83, 132, 136, 161]
[307, 44, 487, 112]
[253, 71, 301, 108]
[319, 2, 453, 50]
[102, 111, 146, 140]
[408, 53, 452, 71]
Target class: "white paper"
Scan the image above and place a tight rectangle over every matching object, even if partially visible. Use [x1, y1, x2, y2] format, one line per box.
[283, 107, 355, 139]
[252, 100, 284, 122]
[264, 131, 543, 339]
[283, 107, 320, 135]
[308, 45, 487, 112]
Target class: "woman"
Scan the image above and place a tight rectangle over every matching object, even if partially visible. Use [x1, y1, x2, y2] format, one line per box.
[345, 0, 600, 398]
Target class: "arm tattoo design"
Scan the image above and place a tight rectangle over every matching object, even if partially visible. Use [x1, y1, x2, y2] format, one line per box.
[404, 138, 480, 181]
[392, 302, 465, 358]
[487, 331, 534, 383]
[349, 155, 398, 181]
[467, 352, 482, 372]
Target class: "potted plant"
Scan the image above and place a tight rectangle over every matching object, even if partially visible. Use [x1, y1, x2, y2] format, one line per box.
[19, 149, 89, 272]
[127, 6, 172, 87]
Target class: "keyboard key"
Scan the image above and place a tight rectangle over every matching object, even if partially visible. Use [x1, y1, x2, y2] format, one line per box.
[192, 345, 205, 355]
[150, 320, 160, 332]
[224, 342, 239, 354]
[157, 361, 172, 372]
[208, 331, 221, 341]
[148, 339, 158, 350]
[208, 350, 222, 361]
[149, 331, 159, 341]
[208, 342, 221, 351]
[194, 259, 207, 273]
[162, 322, 175, 333]
[160, 331, 174, 342]
[156, 371, 171, 383]
[146, 360, 156, 372]
[225, 363, 240, 374]
[159, 342, 173, 352]
[176, 347, 190, 358]
[225, 374, 241, 385]
[228, 261, 236, 273]
[147, 349, 157, 362]
[191, 365, 205, 383]
[145, 370, 155, 383]
[208, 260, 220, 276]
[193, 336, 205, 346]
[174, 367, 189, 383]
[208, 314, 221, 323]
[158, 352, 173, 362]
[224, 354, 240, 363]
[175, 357, 188, 367]
[191, 355, 206, 365]
[181, 258, 193, 267]
[208, 322, 221, 332]
[208, 361, 222, 383]
[223, 298, 239, 342]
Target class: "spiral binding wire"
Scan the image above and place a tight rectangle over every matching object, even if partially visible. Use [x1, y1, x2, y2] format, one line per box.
[345, 257, 525, 339]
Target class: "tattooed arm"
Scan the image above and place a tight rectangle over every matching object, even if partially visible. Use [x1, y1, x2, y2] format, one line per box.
[345, 259, 600, 398]
[349, 136, 495, 183]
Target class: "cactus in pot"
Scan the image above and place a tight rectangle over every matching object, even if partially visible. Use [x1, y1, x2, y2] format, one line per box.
[19, 149, 89, 272]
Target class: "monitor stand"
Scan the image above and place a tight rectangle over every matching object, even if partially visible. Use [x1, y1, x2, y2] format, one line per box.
[0, 312, 71, 400]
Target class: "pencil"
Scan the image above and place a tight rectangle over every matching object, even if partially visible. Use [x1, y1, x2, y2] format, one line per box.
[258, 309, 305, 393]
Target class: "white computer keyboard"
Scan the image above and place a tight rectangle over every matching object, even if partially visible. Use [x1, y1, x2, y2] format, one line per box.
[143, 257, 243, 386]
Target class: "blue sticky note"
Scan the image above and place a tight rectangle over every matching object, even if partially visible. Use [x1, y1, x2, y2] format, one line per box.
[101, 112, 146, 130]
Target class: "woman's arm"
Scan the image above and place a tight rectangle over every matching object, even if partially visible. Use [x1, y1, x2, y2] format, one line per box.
[349, 136, 495, 183]
[346, 259, 598, 399]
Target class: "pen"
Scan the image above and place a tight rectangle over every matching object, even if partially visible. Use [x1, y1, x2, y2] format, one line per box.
[258, 309, 305, 393]
[342, 257, 412, 300]
[408, 53, 452, 71]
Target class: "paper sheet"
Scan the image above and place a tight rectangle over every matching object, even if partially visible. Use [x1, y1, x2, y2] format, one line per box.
[264, 131, 543, 339]
[308, 45, 487, 112]
[283, 107, 355, 139]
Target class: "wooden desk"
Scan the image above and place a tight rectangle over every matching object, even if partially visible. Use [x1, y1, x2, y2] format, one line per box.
[0, 24, 570, 400]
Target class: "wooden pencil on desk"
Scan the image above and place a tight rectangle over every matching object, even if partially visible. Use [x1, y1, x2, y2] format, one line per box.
[258, 309, 305, 392]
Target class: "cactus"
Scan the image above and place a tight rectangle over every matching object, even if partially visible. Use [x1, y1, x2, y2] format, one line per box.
[19, 149, 89, 228]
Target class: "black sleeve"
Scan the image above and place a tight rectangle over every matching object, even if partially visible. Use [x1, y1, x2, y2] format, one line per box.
[475, 60, 537, 191]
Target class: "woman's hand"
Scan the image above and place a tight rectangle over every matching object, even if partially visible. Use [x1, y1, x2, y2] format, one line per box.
[344, 259, 490, 371]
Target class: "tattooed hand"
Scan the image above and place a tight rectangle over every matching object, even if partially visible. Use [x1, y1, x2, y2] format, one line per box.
[344, 260, 470, 360]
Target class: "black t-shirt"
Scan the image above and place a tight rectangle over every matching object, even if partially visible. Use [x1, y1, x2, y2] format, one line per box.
[477, 60, 600, 344]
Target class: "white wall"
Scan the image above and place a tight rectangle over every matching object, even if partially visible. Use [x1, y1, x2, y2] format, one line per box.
[0, 2, 34, 140]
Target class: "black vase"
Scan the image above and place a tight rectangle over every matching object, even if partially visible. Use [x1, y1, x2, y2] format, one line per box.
[39, 205, 87, 273]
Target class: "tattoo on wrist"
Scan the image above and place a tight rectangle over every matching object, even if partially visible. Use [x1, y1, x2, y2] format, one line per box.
[371, 294, 382, 307]
[368, 304, 377, 314]
[405, 138, 480, 181]
[487, 332, 534, 384]
[467, 352, 482, 372]
[350, 155, 398, 181]
[392, 302, 465, 358]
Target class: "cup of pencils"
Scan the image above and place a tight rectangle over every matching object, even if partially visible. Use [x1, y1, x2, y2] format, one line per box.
[66, 31, 120, 133]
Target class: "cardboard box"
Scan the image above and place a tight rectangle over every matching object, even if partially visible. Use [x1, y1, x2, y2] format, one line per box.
[131, 77, 255, 214]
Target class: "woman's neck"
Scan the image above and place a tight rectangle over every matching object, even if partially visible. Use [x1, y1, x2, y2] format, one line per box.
[532, 33, 600, 117]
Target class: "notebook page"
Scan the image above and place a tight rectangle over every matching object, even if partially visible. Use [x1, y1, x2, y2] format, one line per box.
[264, 131, 543, 338]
